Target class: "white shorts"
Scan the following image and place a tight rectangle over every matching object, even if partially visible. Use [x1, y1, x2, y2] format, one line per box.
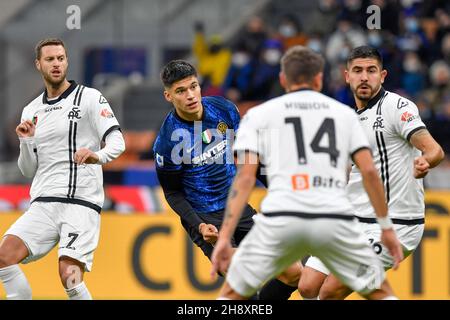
[305, 222, 425, 274]
[4, 201, 101, 272]
[226, 214, 385, 298]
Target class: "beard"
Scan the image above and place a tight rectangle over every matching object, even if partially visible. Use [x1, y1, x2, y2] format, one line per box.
[43, 69, 67, 88]
[354, 83, 377, 101]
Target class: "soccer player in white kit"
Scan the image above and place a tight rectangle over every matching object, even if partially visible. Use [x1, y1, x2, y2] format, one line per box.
[210, 45, 403, 300]
[299, 46, 445, 300]
[0, 39, 125, 299]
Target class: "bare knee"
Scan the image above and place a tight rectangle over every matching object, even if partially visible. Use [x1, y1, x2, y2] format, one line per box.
[0, 235, 29, 268]
[298, 267, 327, 299]
[59, 256, 85, 289]
[219, 281, 248, 300]
[277, 262, 302, 287]
[319, 276, 352, 300]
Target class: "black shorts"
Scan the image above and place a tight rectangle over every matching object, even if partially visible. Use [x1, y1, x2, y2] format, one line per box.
[180, 204, 256, 260]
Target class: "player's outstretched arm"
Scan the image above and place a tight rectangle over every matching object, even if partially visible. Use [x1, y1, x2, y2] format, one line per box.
[352, 148, 404, 269]
[211, 151, 258, 276]
[409, 129, 444, 178]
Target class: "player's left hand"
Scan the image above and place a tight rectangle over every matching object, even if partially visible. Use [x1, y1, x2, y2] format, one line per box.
[210, 238, 233, 278]
[74, 148, 99, 165]
[413, 156, 430, 179]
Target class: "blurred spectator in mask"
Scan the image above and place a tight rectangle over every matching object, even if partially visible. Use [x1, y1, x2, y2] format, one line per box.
[325, 14, 366, 64]
[341, 0, 366, 27]
[305, 0, 340, 37]
[234, 16, 268, 59]
[192, 21, 231, 95]
[275, 14, 308, 50]
[422, 60, 450, 116]
[397, 13, 427, 53]
[222, 44, 254, 103]
[306, 34, 324, 54]
[247, 39, 283, 101]
[401, 51, 426, 98]
[441, 33, 450, 64]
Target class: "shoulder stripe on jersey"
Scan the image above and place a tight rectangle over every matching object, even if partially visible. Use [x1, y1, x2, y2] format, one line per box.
[376, 92, 388, 115]
[76, 86, 85, 106]
[73, 85, 81, 105]
[67, 121, 78, 198]
[375, 131, 390, 203]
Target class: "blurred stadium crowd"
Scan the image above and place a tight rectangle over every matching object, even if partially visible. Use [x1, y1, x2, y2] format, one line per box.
[0, 0, 449, 213]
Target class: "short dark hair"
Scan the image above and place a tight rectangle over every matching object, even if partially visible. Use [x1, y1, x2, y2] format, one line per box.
[160, 60, 197, 88]
[35, 38, 67, 60]
[347, 46, 383, 68]
[281, 46, 324, 85]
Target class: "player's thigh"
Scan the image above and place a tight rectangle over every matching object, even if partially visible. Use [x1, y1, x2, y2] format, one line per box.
[314, 219, 385, 296]
[298, 263, 329, 298]
[227, 215, 308, 298]
[3, 202, 59, 264]
[58, 204, 100, 272]
[361, 223, 424, 269]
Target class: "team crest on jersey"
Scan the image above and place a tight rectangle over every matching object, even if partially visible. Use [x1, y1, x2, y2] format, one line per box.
[100, 108, 115, 118]
[68, 106, 81, 120]
[32, 115, 38, 125]
[401, 111, 418, 122]
[217, 122, 228, 135]
[372, 116, 384, 130]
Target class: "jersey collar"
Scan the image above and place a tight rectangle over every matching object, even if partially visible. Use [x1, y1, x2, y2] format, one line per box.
[356, 87, 385, 114]
[173, 99, 206, 124]
[42, 80, 78, 105]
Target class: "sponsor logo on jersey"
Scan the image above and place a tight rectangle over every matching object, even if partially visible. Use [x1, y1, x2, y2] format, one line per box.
[359, 116, 368, 121]
[292, 174, 309, 191]
[401, 111, 418, 122]
[397, 100, 409, 109]
[192, 140, 227, 166]
[372, 116, 384, 130]
[45, 106, 62, 113]
[217, 122, 228, 135]
[156, 153, 164, 167]
[68, 106, 81, 119]
[100, 108, 115, 118]
[99, 95, 108, 104]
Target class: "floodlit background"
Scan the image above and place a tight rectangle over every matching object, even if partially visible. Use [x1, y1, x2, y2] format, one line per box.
[0, 0, 449, 299]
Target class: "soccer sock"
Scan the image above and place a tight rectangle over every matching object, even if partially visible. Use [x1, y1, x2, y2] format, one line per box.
[65, 281, 92, 300]
[258, 278, 297, 300]
[0, 264, 32, 300]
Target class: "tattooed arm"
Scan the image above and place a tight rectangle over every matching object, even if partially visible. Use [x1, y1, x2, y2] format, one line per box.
[409, 128, 444, 178]
[211, 151, 259, 275]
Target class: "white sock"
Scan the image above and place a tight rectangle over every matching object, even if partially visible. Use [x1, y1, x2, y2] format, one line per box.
[65, 281, 92, 300]
[0, 264, 32, 300]
[382, 295, 399, 300]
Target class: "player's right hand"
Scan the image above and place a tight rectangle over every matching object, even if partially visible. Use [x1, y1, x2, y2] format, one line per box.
[380, 229, 404, 270]
[16, 120, 35, 138]
[200, 223, 219, 244]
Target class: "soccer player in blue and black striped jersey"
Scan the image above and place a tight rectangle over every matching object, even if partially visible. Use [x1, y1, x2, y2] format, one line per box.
[154, 60, 301, 299]
[154, 60, 257, 261]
